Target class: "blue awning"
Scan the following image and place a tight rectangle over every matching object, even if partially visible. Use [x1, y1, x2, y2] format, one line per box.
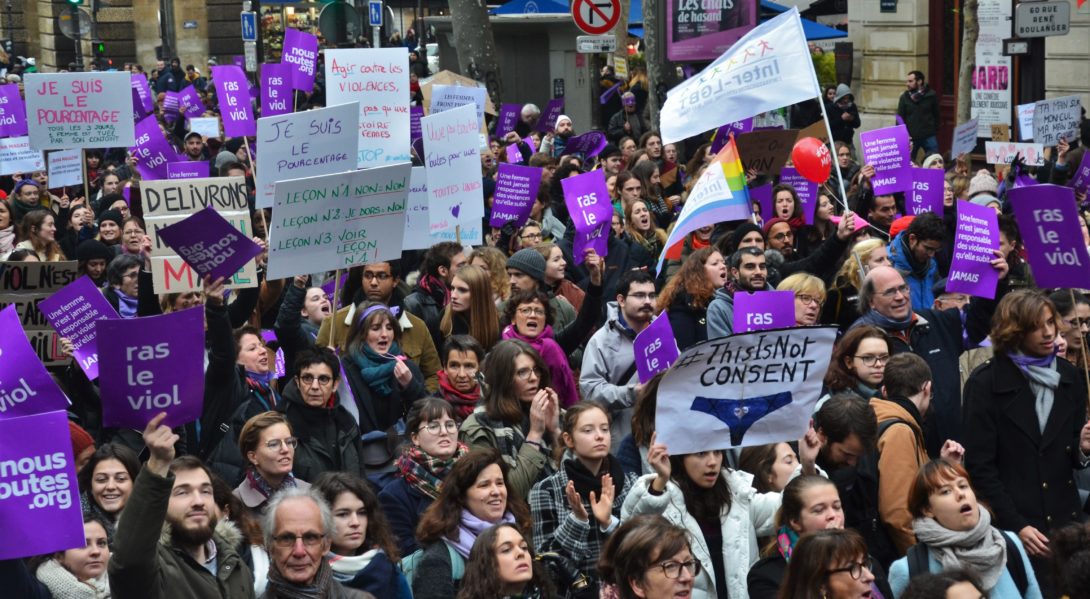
[628, 26, 643, 38]
[761, 0, 846, 39]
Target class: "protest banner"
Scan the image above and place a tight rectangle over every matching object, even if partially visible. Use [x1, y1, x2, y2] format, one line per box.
[403, 167, 434, 251]
[0, 302, 70, 417]
[496, 103, 520, 138]
[189, 117, 220, 139]
[562, 170, 613, 263]
[178, 85, 204, 121]
[410, 105, 424, 144]
[143, 177, 257, 292]
[860, 125, 911, 195]
[256, 102, 359, 208]
[666, 0, 756, 62]
[0, 136, 44, 175]
[1009, 184, 1090, 290]
[1033, 95, 1081, 147]
[777, 168, 817, 224]
[0, 410, 84, 560]
[45, 149, 82, 189]
[38, 275, 118, 380]
[429, 84, 487, 128]
[984, 141, 1045, 166]
[560, 131, 608, 157]
[656, 326, 836, 451]
[735, 129, 797, 176]
[711, 118, 755, 154]
[129, 115, 183, 180]
[634, 314, 680, 384]
[260, 63, 293, 117]
[98, 307, 206, 429]
[1070, 151, 1090, 195]
[907, 167, 945, 216]
[131, 74, 154, 120]
[733, 291, 795, 333]
[534, 99, 565, 133]
[0, 262, 78, 368]
[490, 164, 542, 229]
[283, 28, 320, 92]
[950, 119, 979, 158]
[166, 161, 209, 179]
[161, 91, 181, 124]
[0, 83, 28, 138]
[947, 201, 1000, 299]
[158, 207, 264, 282]
[325, 48, 410, 168]
[659, 8, 820, 145]
[211, 66, 255, 137]
[423, 103, 484, 244]
[267, 162, 412, 280]
[24, 72, 135, 150]
[1016, 102, 1034, 141]
[506, 135, 536, 164]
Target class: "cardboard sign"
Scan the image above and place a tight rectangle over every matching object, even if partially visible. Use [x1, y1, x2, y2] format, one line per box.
[947, 200, 1000, 299]
[562, 170, 614, 263]
[429, 84, 487, 129]
[984, 142, 1045, 166]
[24, 72, 135, 149]
[260, 63, 293, 117]
[46, 149, 83, 188]
[422, 104, 485, 244]
[735, 129, 798, 176]
[166, 161, 209, 180]
[189, 117, 220, 139]
[990, 123, 1010, 142]
[0, 136, 44, 175]
[1016, 103, 1035, 141]
[129, 115, 184, 180]
[1070, 151, 1090, 196]
[1033, 95, 1081, 147]
[402, 167, 434, 251]
[907, 167, 945, 216]
[131, 74, 154, 120]
[496, 103, 520, 138]
[158, 207, 264, 282]
[859, 125, 911, 195]
[490, 164, 542, 228]
[750, 182, 773, 221]
[211, 66, 255, 137]
[1009, 184, 1090, 289]
[0, 304, 71, 417]
[795, 120, 829, 143]
[38, 275, 119, 380]
[282, 28, 320, 92]
[535, 98, 565, 133]
[0, 261, 78, 368]
[732, 291, 796, 333]
[325, 48, 411, 168]
[0, 83, 28, 138]
[633, 313, 680, 384]
[777, 168, 818, 224]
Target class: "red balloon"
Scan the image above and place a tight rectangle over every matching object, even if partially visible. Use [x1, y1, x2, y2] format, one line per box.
[791, 137, 832, 183]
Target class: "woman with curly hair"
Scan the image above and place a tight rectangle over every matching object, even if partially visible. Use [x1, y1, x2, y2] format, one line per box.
[657, 246, 726, 350]
[469, 246, 511, 304]
[456, 524, 555, 599]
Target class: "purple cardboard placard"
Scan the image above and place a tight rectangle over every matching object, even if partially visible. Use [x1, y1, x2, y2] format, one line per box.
[711, 119, 754, 154]
[129, 114, 183, 180]
[534, 98, 565, 133]
[212, 66, 256, 137]
[634, 313, 680, 384]
[1010, 184, 1090, 290]
[560, 130, 608, 157]
[778, 168, 818, 224]
[860, 125, 911, 195]
[947, 200, 1000, 299]
[732, 290, 796, 333]
[260, 63, 293, 117]
[0, 410, 85, 560]
[506, 135, 535, 164]
[573, 222, 609, 264]
[907, 167, 945, 215]
[131, 74, 154, 120]
[496, 103, 520, 137]
[38, 276, 119, 380]
[0, 305, 70, 418]
[750, 182, 773, 221]
[1070, 151, 1090, 196]
[97, 307, 206, 429]
[161, 91, 181, 123]
[490, 164, 543, 228]
[410, 105, 424, 144]
[157, 206, 263, 281]
[166, 161, 210, 179]
[178, 84, 204, 120]
[282, 28, 319, 92]
[0, 83, 29, 138]
[562, 170, 613, 234]
[232, 55, 245, 69]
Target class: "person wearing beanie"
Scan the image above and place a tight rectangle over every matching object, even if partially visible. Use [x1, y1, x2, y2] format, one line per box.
[69, 420, 96, 472]
[76, 238, 116, 285]
[921, 154, 944, 169]
[967, 171, 999, 199]
[182, 130, 207, 161]
[96, 208, 125, 249]
[969, 194, 1001, 213]
[506, 248, 548, 293]
[598, 143, 625, 176]
[826, 83, 861, 146]
[214, 150, 238, 171]
[503, 247, 601, 347]
[888, 215, 915, 242]
[546, 114, 575, 158]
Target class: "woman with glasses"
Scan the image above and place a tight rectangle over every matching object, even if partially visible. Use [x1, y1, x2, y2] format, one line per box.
[778, 273, 827, 326]
[457, 523, 555, 599]
[380, 397, 470, 556]
[1049, 289, 1090, 374]
[821, 239, 892, 332]
[413, 449, 534, 599]
[514, 220, 545, 253]
[439, 265, 501, 351]
[314, 471, 412, 599]
[460, 340, 560, 499]
[233, 411, 311, 515]
[120, 216, 149, 256]
[887, 459, 1042, 599]
[778, 528, 877, 599]
[501, 289, 579, 408]
[103, 254, 143, 318]
[822, 326, 891, 401]
[598, 514, 698, 599]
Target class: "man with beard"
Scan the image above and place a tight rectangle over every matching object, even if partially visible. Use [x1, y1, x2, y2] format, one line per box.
[183, 131, 209, 162]
[706, 247, 772, 338]
[544, 114, 575, 158]
[580, 269, 657, 451]
[109, 412, 256, 599]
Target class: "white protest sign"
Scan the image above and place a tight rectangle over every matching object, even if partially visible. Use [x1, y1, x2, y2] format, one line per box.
[324, 48, 410, 168]
[189, 117, 221, 139]
[422, 103, 485, 245]
[267, 162, 412, 280]
[24, 72, 135, 150]
[429, 84, 487, 129]
[985, 141, 1045, 166]
[0, 136, 44, 175]
[46, 149, 83, 188]
[403, 167, 434, 250]
[256, 102, 360, 208]
[1033, 95, 1081, 147]
[951, 119, 979, 158]
[1016, 103, 1035, 141]
[655, 327, 837, 453]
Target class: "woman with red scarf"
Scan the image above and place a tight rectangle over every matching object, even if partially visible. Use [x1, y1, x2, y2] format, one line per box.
[435, 335, 485, 420]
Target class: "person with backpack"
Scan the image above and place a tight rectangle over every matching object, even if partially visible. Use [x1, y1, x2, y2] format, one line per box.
[887, 459, 1042, 599]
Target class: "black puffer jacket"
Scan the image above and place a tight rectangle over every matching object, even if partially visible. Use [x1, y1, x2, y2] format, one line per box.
[276, 379, 364, 482]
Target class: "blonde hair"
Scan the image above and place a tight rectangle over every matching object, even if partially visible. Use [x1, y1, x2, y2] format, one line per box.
[469, 246, 510, 301]
[777, 273, 826, 303]
[439, 265, 500, 350]
[834, 238, 885, 290]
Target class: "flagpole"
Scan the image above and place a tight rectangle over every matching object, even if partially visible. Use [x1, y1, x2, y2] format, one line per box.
[816, 97, 852, 215]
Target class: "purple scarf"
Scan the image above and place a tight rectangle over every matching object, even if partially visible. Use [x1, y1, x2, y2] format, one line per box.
[448, 508, 514, 558]
[501, 324, 580, 408]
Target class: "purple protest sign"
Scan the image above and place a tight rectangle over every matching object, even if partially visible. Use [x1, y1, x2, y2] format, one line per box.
[0, 306, 70, 418]
[129, 115, 183, 180]
[573, 222, 609, 262]
[261, 63, 292, 117]
[157, 206, 264, 281]
[1070, 151, 1090, 196]
[778, 168, 818, 224]
[212, 66, 256, 137]
[320, 272, 348, 309]
[282, 28, 319, 92]
[562, 171, 612, 264]
[506, 135, 535, 164]
[947, 200, 1000, 299]
[97, 307, 206, 429]
[178, 84, 205, 120]
[0, 410, 85, 560]
[860, 125, 911, 195]
[750, 182, 773, 221]
[1010, 184, 1090, 289]
[131, 74, 154, 120]
[633, 313, 680, 384]
[38, 276, 119, 380]
[490, 164, 543, 228]
[0, 83, 29, 138]
[410, 105, 424, 143]
[561, 131, 608, 157]
[535, 98, 565, 132]
[161, 91, 181, 123]
[496, 103, 520, 138]
[907, 167, 945, 215]
[711, 118, 754, 154]
[166, 161, 210, 179]
[232, 55, 245, 68]
[733, 291, 796, 333]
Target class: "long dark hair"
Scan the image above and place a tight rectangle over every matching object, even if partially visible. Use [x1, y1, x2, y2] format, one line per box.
[777, 529, 870, 599]
[313, 471, 401, 561]
[823, 325, 890, 392]
[77, 443, 141, 513]
[669, 451, 733, 522]
[455, 523, 556, 599]
[482, 339, 551, 425]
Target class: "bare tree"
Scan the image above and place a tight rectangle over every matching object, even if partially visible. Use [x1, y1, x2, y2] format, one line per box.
[613, 0, 630, 78]
[956, 0, 978, 124]
[450, 0, 504, 108]
[643, 0, 662, 127]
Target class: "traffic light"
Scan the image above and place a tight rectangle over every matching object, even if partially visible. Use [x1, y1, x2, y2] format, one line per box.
[94, 42, 105, 55]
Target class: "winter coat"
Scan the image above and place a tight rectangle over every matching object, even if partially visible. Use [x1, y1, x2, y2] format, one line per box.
[607, 109, 648, 143]
[378, 476, 435, 556]
[706, 286, 737, 340]
[666, 290, 709, 351]
[887, 531, 1042, 599]
[459, 408, 551, 500]
[329, 549, 411, 599]
[889, 231, 938, 310]
[871, 398, 931, 554]
[501, 324, 579, 408]
[234, 478, 313, 516]
[403, 286, 445, 352]
[579, 302, 639, 451]
[825, 86, 861, 145]
[341, 352, 427, 435]
[277, 379, 365, 482]
[896, 87, 941, 141]
[410, 540, 467, 599]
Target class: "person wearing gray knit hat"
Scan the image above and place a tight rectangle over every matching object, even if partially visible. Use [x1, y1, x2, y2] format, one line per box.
[969, 194, 1001, 212]
[506, 247, 547, 294]
[967, 171, 998, 199]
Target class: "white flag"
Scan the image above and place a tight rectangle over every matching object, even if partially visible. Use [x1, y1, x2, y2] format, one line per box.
[660, 8, 821, 145]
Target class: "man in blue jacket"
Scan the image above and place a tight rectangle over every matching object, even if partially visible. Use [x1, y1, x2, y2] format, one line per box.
[888, 212, 944, 310]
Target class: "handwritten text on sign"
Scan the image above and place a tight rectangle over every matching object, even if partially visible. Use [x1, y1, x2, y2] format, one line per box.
[24, 72, 135, 150]
[256, 102, 359, 208]
[0, 261, 78, 367]
[325, 48, 410, 168]
[422, 103, 484, 243]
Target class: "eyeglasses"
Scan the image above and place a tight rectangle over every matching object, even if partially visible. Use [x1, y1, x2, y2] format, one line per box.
[796, 294, 823, 307]
[853, 354, 890, 367]
[515, 366, 542, 380]
[878, 284, 910, 299]
[1065, 318, 1090, 330]
[271, 532, 325, 548]
[124, 229, 145, 236]
[771, 232, 794, 242]
[419, 421, 459, 435]
[627, 292, 657, 301]
[517, 306, 547, 317]
[651, 559, 702, 579]
[363, 272, 391, 281]
[265, 437, 299, 451]
[520, 232, 543, 241]
[828, 558, 874, 580]
[298, 374, 334, 386]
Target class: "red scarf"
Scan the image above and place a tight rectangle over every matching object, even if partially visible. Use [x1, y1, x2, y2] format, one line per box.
[437, 370, 480, 419]
[690, 234, 711, 251]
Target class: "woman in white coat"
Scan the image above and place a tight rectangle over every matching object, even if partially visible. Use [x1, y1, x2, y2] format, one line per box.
[622, 432, 820, 599]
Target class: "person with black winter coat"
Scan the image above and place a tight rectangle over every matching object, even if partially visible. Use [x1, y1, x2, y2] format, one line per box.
[825, 84, 861, 146]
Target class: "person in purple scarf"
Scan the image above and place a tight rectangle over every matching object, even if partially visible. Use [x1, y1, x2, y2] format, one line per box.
[500, 289, 579, 408]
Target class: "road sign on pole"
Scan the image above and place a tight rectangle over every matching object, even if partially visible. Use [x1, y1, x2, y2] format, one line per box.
[368, 1, 383, 27]
[240, 11, 258, 42]
[576, 35, 617, 53]
[571, 0, 620, 36]
[244, 41, 257, 73]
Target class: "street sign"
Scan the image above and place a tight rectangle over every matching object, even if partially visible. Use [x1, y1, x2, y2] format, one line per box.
[244, 41, 257, 73]
[576, 35, 617, 53]
[1002, 38, 1030, 56]
[240, 11, 258, 42]
[368, 0, 382, 27]
[1014, 0, 1070, 38]
[571, 0, 620, 36]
